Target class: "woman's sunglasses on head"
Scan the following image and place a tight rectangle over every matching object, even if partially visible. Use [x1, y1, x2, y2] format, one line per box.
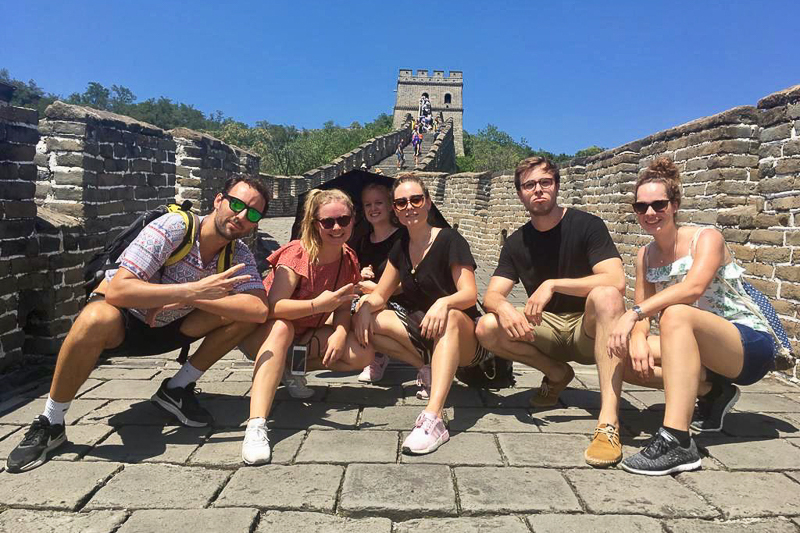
[224, 194, 265, 223]
[393, 194, 426, 210]
[317, 215, 352, 229]
[632, 199, 670, 215]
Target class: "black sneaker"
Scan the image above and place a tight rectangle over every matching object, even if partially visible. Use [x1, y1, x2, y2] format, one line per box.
[6, 415, 67, 473]
[151, 378, 214, 427]
[691, 383, 740, 433]
[620, 427, 702, 476]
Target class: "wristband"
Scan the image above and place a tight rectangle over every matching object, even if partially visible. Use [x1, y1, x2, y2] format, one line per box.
[632, 305, 645, 321]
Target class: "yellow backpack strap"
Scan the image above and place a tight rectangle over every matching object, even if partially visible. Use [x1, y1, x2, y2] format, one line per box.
[164, 207, 197, 266]
[217, 240, 236, 273]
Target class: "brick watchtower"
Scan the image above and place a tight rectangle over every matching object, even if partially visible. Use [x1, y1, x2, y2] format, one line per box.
[392, 69, 464, 156]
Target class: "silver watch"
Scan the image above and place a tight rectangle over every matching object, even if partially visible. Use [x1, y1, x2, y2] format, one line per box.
[632, 305, 645, 321]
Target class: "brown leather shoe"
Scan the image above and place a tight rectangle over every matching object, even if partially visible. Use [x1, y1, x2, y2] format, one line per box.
[529, 365, 575, 408]
[585, 423, 623, 467]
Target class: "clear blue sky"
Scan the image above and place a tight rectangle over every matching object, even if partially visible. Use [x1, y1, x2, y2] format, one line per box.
[4, 1, 799, 154]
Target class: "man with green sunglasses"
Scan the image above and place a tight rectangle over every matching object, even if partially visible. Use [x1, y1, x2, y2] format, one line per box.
[6, 176, 272, 474]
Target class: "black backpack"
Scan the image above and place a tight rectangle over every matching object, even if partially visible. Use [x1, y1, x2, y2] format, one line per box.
[83, 200, 236, 299]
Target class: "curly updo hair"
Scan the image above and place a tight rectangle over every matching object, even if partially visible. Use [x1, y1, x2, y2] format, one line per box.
[635, 157, 682, 209]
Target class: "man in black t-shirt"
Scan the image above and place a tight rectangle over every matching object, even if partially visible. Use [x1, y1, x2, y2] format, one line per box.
[476, 156, 628, 468]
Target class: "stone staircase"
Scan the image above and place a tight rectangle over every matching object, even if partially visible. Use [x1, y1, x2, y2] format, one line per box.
[372, 132, 437, 177]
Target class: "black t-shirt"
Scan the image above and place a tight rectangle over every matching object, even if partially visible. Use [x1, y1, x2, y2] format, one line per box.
[351, 227, 407, 281]
[388, 228, 480, 319]
[493, 208, 620, 313]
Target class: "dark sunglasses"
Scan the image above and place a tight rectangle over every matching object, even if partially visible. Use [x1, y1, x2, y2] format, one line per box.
[224, 194, 264, 223]
[632, 200, 670, 215]
[317, 215, 352, 229]
[393, 194, 426, 210]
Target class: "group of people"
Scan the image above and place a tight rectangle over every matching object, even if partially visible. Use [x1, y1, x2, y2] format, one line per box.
[6, 156, 778, 478]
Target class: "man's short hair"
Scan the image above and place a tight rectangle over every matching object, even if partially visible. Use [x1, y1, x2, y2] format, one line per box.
[222, 176, 271, 213]
[514, 157, 560, 190]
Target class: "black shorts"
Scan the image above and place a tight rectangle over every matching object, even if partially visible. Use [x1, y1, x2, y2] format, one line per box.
[390, 301, 489, 368]
[90, 296, 199, 357]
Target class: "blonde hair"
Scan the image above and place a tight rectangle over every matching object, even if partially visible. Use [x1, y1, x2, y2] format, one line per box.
[300, 188, 354, 263]
[362, 182, 399, 227]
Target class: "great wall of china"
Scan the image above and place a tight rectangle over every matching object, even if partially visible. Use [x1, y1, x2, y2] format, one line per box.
[1, 72, 798, 371]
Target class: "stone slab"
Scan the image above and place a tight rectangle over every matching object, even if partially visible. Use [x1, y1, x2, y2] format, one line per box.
[0, 424, 20, 441]
[734, 393, 800, 413]
[340, 464, 457, 518]
[360, 405, 434, 430]
[194, 381, 251, 398]
[403, 383, 484, 407]
[679, 470, 800, 518]
[401, 431, 503, 466]
[223, 369, 256, 382]
[498, 432, 591, 468]
[85, 463, 229, 509]
[77, 399, 178, 426]
[83, 426, 208, 463]
[80, 380, 162, 400]
[256, 511, 392, 533]
[527, 513, 664, 533]
[117, 508, 258, 533]
[721, 411, 800, 438]
[271, 402, 359, 430]
[454, 466, 581, 514]
[189, 428, 304, 466]
[626, 391, 667, 411]
[305, 370, 363, 385]
[508, 369, 546, 389]
[203, 398, 251, 427]
[326, 384, 404, 405]
[88, 367, 160, 380]
[0, 461, 121, 510]
[445, 407, 539, 432]
[396, 516, 529, 533]
[532, 407, 607, 434]
[744, 376, 800, 393]
[0, 509, 127, 533]
[215, 464, 343, 511]
[296, 429, 397, 463]
[0, 398, 106, 425]
[700, 436, 800, 470]
[566, 469, 717, 518]
[479, 387, 538, 408]
[558, 388, 646, 411]
[667, 517, 799, 532]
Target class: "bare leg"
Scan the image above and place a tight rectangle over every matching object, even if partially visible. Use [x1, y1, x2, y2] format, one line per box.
[49, 301, 125, 402]
[426, 309, 478, 417]
[305, 327, 374, 372]
[582, 286, 625, 427]
[180, 309, 259, 371]
[658, 305, 745, 431]
[475, 313, 571, 381]
[371, 310, 424, 369]
[243, 319, 294, 419]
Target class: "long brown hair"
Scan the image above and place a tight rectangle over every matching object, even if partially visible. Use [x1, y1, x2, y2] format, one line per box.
[299, 188, 354, 263]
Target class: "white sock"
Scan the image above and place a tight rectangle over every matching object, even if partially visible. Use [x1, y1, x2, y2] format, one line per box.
[167, 362, 205, 389]
[42, 395, 71, 426]
[247, 417, 267, 429]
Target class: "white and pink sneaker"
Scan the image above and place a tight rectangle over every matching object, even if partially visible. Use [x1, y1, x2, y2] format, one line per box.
[415, 364, 432, 400]
[358, 353, 389, 383]
[402, 411, 449, 455]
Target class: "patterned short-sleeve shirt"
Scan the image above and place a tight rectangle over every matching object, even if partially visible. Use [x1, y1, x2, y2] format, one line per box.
[104, 213, 264, 326]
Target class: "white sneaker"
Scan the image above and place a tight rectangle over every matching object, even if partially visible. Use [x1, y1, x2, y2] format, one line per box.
[358, 353, 389, 383]
[242, 418, 271, 465]
[281, 369, 315, 399]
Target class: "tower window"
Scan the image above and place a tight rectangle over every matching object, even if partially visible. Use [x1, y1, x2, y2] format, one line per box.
[444, 93, 452, 104]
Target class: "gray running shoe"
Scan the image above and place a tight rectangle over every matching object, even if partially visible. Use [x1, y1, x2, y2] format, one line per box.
[621, 427, 701, 476]
[691, 383, 740, 433]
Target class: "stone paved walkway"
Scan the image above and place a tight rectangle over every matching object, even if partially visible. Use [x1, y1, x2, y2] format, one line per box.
[1, 218, 800, 532]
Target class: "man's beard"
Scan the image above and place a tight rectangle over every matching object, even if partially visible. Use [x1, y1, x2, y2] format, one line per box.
[213, 212, 249, 241]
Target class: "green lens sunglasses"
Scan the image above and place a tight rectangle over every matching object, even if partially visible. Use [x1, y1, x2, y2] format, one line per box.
[224, 194, 264, 223]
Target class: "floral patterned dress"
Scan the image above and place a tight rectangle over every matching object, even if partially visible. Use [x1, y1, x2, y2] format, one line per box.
[645, 228, 769, 333]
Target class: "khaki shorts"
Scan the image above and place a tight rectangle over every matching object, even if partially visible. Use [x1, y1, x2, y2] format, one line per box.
[519, 308, 596, 365]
